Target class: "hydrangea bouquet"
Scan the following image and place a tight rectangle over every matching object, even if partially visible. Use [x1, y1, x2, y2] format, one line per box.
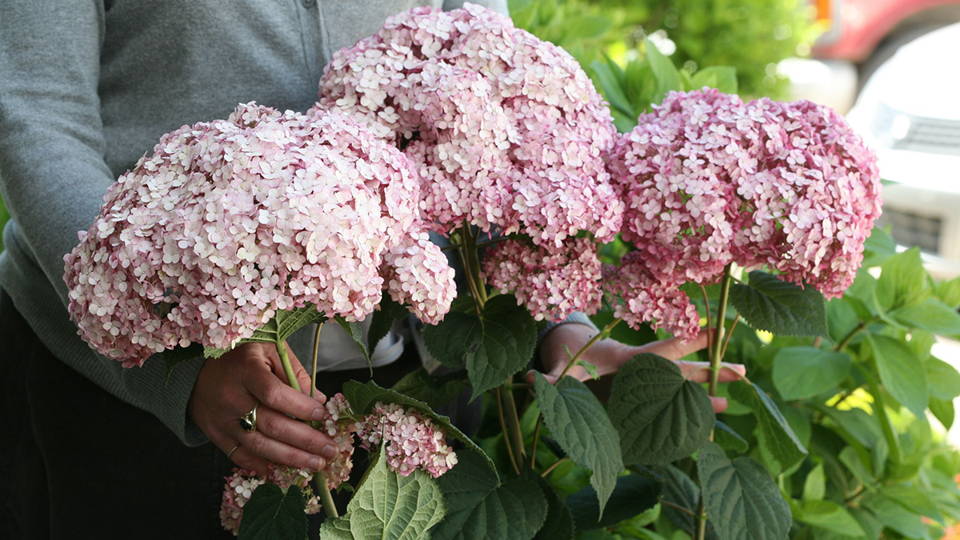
[63, 4, 889, 539]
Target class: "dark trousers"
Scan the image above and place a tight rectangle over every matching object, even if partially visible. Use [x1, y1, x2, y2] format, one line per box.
[0, 290, 424, 539]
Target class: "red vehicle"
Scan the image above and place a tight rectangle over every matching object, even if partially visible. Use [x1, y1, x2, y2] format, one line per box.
[813, 0, 960, 69]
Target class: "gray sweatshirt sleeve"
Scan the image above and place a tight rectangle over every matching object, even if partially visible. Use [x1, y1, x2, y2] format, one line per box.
[0, 0, 208, 445]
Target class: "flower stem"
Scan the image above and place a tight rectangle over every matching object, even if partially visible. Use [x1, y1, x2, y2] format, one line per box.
[494, 387, 522, 476]
[276, 340, 302, 392]
[558, 319, 621, 380]
[697, 264, 733, 540]
[500, 379, 526, 466]
[310, 322, 324, 399]
[313, 473, 339, 519]
[708, 265, 734, 397]
[276, 338, 339, 518]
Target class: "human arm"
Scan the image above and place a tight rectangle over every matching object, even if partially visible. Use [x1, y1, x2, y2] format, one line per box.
[534, 323, 746, 412]
[0, 3, 335, 470]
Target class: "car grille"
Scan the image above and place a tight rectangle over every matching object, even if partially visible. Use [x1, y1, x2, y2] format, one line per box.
[877, 207, 942, 254]
[889, 114, 960, 156]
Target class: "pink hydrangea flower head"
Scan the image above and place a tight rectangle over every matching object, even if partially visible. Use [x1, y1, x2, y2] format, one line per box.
[482, 237, 602, 322]
[316, 3, 623, 246]
[354, 402, 457, 478]
[219, 467, 323, 536]
[606, 89, 880, 331]
[735, 98, 882, 297]
[64, 103, 454, 365]
[607, 89, 752, 285]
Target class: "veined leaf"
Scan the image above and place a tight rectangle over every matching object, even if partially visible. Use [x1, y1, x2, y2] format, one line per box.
[730, 271, 827, 337]
[534, 373, 623, 518]
[729, 381, 807, 473]
[772, 347, 851, 400]
[238, 484, 307, 540]
[432, 450, 548, 540]
[319, 451, 445, 539]
[697, 443, 792, 540]
[608, 354, 714, 465]
[866, 334, 927, 416]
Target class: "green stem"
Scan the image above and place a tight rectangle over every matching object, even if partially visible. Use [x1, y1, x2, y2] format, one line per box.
[834, 321, 867, 351]
[697, 265, 733, 540]
[460, 223, 488, 307]
[310, 322, 324, 398]
[313, 473, 339, 518]
[500, 379, 526, 466]
[718, 315, 740, 360]
[276, 340, 302, 392]
[529, 417, 543, 469]
[495, 387, 522, 476]
[558, 319, 621, 380]
[699, 284, 714, 361]
[865, 359, 902, 464]
[276, 338, 338, 518]
[695, 506, 709, 539]
[708, 265, 734, 397]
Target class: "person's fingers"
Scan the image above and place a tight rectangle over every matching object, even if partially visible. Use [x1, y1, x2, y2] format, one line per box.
[228, 446, 272, 476]
[239, 429, 327, 472]
[637, 330, 710, 361]
[255, 406, 338, 458]
[208, 429, 271, 476]
[674, 361, 746, 383]
[243, 368, 328, 422]
[710, 396, 728, 413]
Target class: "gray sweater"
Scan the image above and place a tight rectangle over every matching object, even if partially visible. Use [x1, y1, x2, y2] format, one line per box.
[0, 0, 591, 446]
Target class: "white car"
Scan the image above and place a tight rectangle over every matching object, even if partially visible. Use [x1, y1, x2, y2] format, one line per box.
[846, 23, 960, 278]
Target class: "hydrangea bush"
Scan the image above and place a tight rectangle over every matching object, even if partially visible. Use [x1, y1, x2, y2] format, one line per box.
[62, 4, 960, 539]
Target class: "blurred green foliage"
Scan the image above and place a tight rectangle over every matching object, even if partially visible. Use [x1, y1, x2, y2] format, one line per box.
[509, 0, 819, 98]
[589, 38, 737, 131]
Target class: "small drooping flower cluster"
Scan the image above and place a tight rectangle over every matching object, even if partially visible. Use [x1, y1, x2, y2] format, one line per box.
[317, 3, 623, 320]
[354, 402, 458, 478]
[605, 89, 881, 337]
[314, 393, 357, 489]
[64, 103, 455, 365]
[603, 253, 701, 339]
[482, 238, 602, 321]
[219, 467, 323, 536]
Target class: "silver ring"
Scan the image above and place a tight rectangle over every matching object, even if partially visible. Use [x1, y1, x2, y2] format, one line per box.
[239, 404, 258, 433]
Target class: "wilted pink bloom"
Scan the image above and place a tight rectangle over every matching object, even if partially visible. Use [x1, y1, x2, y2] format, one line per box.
[355, 402, 457, 478]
